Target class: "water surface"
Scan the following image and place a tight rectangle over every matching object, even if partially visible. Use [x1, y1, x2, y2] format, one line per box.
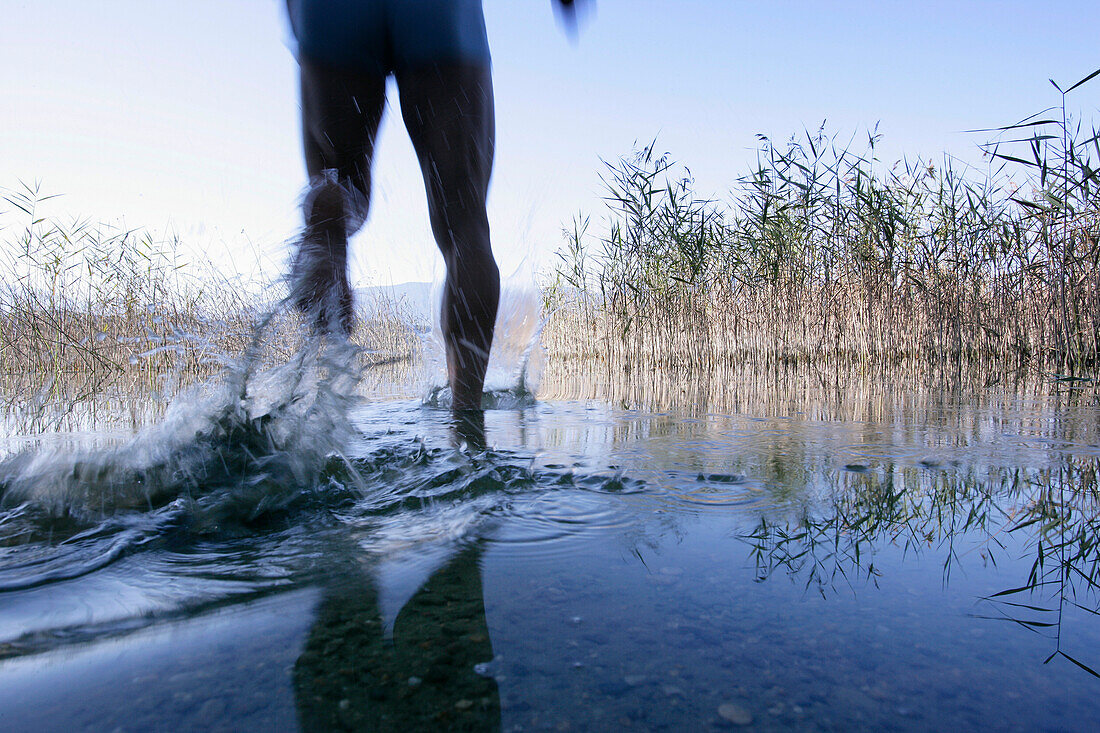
[1, 354, 1099, 731]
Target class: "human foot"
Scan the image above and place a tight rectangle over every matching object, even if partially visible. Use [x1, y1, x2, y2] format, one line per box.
[289, 238, 353, 335]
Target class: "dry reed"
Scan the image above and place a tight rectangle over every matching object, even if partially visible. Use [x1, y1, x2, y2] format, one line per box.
[0, 182, 424, 401]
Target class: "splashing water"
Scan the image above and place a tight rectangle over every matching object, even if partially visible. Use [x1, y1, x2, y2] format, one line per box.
[0, 292, 584, 602]
[0, 325, 364, 538]
[419, 280, 546, 410]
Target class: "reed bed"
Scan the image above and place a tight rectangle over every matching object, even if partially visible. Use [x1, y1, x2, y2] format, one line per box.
[5, 72, 1099, 414]
[544, 71, 1100, 373]
[0, 183, 424, 402]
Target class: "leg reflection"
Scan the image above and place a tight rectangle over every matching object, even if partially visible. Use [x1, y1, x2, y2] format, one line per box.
[294, 544, 499, 732]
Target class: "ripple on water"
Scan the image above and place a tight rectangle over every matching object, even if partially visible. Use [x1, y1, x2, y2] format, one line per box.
[0, 520, 330, 660]
[0, 508, 177, 594]
[485, 490, 641, 560]
[331, 437, 655, 561]
[668, 485, 765, 509]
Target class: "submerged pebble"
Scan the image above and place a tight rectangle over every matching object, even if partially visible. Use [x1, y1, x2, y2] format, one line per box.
[718, 702, 753, 726]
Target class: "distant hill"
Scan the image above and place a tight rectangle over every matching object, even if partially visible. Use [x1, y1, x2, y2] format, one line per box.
[354, 280, 547, 332]
[355, 281, 434, 321]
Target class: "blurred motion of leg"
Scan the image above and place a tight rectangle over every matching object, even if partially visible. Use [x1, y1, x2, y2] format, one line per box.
[291, 56, 386, 335]
[290, 172, 355, 334]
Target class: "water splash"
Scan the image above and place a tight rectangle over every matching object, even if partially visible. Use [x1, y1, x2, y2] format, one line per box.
[420, 382, 538, 411]
[0, 324, 364, 536]
[420, 284, 546, 411]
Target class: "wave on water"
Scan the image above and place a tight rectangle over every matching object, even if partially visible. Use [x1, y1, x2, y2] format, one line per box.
[0, 328, 364, 540]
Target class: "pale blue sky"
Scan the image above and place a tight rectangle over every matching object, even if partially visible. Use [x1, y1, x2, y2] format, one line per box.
[2, 1, 1097, 287]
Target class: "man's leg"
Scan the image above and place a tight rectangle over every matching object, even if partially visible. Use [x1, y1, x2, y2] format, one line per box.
[293, 57, 386, 334]
[396, 64, 499, 410]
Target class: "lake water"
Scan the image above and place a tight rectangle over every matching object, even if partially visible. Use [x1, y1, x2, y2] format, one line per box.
[1, 345, 1099, 731]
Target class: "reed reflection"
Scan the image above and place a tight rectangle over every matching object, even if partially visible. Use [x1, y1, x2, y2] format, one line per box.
[539, 358, 1100, 420]
[742, 453, 1100, 677]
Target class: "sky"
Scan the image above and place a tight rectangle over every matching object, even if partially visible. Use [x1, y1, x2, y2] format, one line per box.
[2, 0, 1098, 289]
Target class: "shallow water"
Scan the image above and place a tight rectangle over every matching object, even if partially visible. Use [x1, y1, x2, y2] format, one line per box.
[1, 353, 1099, 731]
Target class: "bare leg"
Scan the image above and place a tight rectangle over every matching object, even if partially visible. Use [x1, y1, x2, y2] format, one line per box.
[451, 409, 487, 452]
[396, 64, 499, 410]
[292, 57, 386, 334]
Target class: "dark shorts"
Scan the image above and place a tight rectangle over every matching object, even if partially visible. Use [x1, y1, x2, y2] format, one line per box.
[287, 0, 490, 74]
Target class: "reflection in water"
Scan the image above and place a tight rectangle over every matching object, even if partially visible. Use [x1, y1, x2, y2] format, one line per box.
[541, 356, 1100, 420]
[743, 454, 1100, 675]
[296, 544, 499, 732]
[296, 415, 500, 732]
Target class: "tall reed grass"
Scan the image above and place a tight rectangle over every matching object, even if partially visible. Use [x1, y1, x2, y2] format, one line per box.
[0, 182, 423, 401]
[544, 70, 1100, 372]
[5, 70, 1098, 413]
